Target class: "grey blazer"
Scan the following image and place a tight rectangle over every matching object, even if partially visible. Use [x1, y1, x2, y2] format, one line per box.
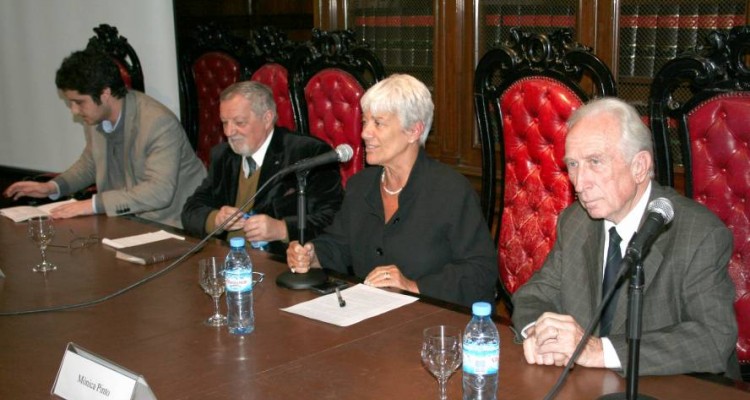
[511, 182, 739, 378]
[54, 91, 206, 228]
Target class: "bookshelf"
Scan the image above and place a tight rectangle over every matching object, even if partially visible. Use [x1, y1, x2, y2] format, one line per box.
[481, 3, 577, 54]
[618, 1, 746, 81]
[314, 0, 750, 195]
[350, 1, 435, 89]
[617, 0, 747, 166]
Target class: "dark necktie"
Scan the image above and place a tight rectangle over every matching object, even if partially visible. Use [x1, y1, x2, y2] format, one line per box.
[244, 157, 257, 177]
[600, 227, 623, 337]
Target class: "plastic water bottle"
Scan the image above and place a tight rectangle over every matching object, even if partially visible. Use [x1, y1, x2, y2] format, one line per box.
[224, 237, 255, 335]
[462, 302, 499, 400]
[244, 211, 270, 251]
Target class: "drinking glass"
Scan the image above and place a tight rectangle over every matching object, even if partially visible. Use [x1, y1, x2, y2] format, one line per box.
[421, 325, 462, 400]
[27, 215, 57, 272]
[199, 257, 227, 326]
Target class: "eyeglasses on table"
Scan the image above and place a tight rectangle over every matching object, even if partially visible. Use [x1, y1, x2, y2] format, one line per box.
[47, 231, 100, 250]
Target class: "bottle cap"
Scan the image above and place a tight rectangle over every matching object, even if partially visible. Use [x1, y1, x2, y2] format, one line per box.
[229, 237, 246, 248]
[472, 302, 492, 317]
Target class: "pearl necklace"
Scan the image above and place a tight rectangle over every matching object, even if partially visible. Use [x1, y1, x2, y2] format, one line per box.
[381, 170, 404, 196]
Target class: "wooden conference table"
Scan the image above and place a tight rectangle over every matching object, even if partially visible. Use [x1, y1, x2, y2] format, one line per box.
[0, 215, 748, 399]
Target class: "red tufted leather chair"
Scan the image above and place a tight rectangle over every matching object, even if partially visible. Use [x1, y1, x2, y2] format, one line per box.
[251, 64, 295, 131]
[247, 26, 299, 132]
[179, 23, 251, 166]
[650, 26, 750, 373]
[86, 24, 144, 92]
[474, 28, 615, 311]
[291, 29, 385, 187]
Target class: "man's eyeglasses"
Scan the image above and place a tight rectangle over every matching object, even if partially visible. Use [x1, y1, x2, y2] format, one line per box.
[48, 232, 100, 250]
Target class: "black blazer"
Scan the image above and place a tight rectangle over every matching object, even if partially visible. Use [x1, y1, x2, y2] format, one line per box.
[313, 149, 498, 307]
[181, 127, 344, 255]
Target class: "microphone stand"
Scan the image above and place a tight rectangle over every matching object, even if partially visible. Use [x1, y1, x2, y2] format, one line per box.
[3, 151, 349, 315]
[599, 249, 657, 400]
[544, 235, 657, 400]
[275, 169, 327, 289]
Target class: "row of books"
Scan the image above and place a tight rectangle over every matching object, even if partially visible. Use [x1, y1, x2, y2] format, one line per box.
[619, 2, 747, 77]
[482, 4, 576, 47]
[351, 0, 746, 80]
[352, 14, 434, 68]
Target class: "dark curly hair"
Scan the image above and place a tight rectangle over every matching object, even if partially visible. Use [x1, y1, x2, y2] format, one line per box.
[55, 49, 127, 104]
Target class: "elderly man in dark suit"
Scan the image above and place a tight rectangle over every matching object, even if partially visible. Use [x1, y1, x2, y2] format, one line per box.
[511, 97, 739, 378]
[181, 81, 343, 255]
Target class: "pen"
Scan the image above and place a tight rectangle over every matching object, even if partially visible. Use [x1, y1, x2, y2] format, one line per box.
[335, 287, 346, 307]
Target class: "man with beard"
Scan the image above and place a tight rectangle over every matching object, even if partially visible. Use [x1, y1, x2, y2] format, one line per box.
[181, 81, 343, 255]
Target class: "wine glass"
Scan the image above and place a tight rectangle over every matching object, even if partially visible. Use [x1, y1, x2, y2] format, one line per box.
[27, 215, 57, 272]
[199, 257, 227, 327]
[421, 325, 462, 400]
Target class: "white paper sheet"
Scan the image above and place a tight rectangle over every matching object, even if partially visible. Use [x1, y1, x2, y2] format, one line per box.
[101, 230, 184, 249]
[0, 199, 77, 222]
[281, 284, 419, 327]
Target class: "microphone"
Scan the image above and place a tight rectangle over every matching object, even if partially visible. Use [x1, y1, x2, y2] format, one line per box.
[4, 145, 354, 315]
[542, 197, 675, 400]
[280, 144, 354, 175]
[624, 197, 675, 263]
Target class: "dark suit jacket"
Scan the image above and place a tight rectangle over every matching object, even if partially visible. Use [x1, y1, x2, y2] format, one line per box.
[312, 149, 498, 307]
[511, 182, 739, 378]
[181, 128, 343, 255]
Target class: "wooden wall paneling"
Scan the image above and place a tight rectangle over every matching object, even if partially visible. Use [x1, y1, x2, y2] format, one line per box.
[315, 0, 341, 30]
[432, 0, 464, 167]
[458, 0, 483, 176]
[593, 0, 617, 74]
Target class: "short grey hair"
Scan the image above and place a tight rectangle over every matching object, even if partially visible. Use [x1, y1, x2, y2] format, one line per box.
[567, 97, 653, 171]
[220, 81, 278, 124]
[360, 74, 434, 145]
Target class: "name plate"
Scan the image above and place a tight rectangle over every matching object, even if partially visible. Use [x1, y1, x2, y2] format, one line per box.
[52, 343, 156, 400]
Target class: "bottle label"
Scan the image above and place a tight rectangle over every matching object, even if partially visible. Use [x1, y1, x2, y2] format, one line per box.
[225, 269, 253, 292]
[463, 342, 499, 374]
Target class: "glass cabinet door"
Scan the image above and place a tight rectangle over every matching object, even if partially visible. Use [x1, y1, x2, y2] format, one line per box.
[476, 1, 578, 57]
[348, 0, 435, 88]
[617, 0, 747, 165]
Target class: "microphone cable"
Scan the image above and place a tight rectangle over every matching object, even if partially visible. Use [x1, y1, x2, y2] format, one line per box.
[542, 254, 634, 400]
[0, 169, 289, 316]
[544, 198, 673, 399]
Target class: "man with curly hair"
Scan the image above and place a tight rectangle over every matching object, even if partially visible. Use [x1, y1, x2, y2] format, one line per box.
[3, 49, 206, 228]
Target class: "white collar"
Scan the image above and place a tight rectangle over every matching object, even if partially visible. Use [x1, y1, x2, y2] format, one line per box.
[242, 129, 274, 177]
[252, 129, 274, 167]
[604, 181, 653, 252]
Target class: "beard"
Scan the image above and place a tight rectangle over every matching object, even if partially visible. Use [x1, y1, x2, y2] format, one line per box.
[228, 138, 252, 157]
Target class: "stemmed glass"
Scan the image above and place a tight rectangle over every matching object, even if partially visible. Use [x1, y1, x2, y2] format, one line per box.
[421, 325, 462, 400]
[199, 257, 227, 327]
[27, 215, 57, 272]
